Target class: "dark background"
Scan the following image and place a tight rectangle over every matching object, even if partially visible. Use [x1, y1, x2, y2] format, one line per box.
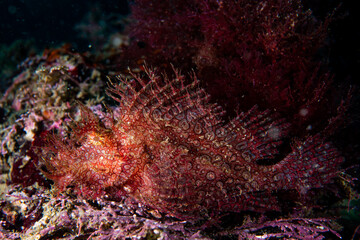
[0, 0, 129, 50]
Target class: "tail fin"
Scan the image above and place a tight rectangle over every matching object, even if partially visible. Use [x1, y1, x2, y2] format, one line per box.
[273, 135, 344, 194]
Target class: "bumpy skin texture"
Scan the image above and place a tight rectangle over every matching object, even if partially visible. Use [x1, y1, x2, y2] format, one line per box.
[37, 69, 343, 219]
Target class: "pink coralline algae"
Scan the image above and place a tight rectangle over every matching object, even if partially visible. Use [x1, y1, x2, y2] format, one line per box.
[35, 68, 344, 220]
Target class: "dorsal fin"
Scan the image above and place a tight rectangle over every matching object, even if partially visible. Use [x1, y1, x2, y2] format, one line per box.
[106, 66, 225, 128]
[225, 106, 290, 162]
[106, 67, 290, 160]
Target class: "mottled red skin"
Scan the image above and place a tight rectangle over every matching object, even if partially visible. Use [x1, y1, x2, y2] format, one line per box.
[37, 69, 343, 220]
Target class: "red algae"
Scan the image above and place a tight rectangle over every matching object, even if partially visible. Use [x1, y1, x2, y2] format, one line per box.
[124, 0, 334, 130]
[35, 68, 344, 220]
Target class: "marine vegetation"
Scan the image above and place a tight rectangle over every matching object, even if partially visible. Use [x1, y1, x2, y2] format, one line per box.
[0, 0, 359, 239]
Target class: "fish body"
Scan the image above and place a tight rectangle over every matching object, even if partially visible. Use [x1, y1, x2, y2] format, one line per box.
[38, 69, 343, 219]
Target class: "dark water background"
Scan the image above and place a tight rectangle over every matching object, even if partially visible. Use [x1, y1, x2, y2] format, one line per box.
[0, 0, 129, 50]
